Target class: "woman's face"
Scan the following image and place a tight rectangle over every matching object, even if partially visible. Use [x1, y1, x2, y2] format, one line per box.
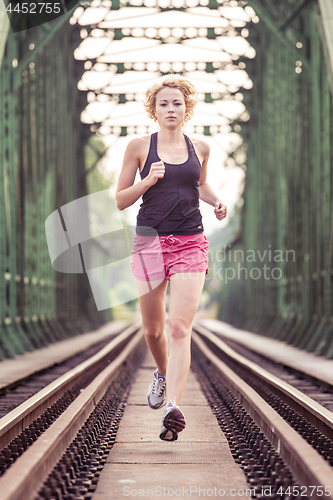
[154, 87, 186, 127]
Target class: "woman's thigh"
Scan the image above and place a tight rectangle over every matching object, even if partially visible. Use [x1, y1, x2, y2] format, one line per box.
[135, 278, 169, 331]
[168, 272, 206, 329]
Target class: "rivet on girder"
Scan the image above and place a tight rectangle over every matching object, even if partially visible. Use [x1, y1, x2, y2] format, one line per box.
[205, 62, 214, 73]
[116, 63, 125, 74]
[114, 28, 124, 40]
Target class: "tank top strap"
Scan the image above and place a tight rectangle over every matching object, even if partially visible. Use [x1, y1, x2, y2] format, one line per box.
[184, 134, 200, 163]
[150, 132, 158, 152]
[140, 133, 159, 178]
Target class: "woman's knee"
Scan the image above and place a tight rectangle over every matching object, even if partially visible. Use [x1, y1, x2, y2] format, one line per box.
[144, 326, 165, 341]
[169, 317, 190, 341]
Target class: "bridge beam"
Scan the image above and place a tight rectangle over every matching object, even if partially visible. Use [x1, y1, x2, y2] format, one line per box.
[246, 0, 310, 68]
[318, 0, 333, 94]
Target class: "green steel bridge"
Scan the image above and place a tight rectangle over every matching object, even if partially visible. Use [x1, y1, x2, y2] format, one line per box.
[0, 0, 332, 358]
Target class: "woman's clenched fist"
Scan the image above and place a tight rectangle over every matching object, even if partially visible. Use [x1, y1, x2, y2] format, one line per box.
[146, 161, 165, 186]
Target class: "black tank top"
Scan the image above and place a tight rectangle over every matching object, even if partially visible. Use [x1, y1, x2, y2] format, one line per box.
[136, 132, 204, 236]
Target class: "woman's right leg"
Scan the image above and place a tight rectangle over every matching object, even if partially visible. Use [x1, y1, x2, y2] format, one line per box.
[135, 278, 169, 375]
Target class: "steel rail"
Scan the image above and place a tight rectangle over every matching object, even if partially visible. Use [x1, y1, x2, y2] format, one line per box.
[192, 330, 333, 500]
[0, 321, 142, 450]
[193, 322, 333, 441]
[0, 325, 144, 500]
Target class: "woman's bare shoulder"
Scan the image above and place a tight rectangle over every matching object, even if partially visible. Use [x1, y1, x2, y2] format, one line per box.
[124, 135, 150, 167]
[122, 135, 152, 173]
[126, 135, 151, 153]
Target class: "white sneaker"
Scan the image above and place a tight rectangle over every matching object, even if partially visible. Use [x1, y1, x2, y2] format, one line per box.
[147, 369, 166, 409]
[159, 400, 186, 441]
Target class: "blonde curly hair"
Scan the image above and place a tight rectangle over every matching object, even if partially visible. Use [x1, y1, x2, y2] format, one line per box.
[144, 74, 197, 123]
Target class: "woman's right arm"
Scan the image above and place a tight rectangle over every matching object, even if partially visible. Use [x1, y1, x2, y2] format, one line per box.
[116, 139, 165, 211]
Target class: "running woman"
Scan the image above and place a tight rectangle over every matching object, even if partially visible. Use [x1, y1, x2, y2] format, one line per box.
[116, 74, 227, 441]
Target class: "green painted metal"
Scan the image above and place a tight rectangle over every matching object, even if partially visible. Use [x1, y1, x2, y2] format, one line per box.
[0, 16, 109, 359]
[219, 0, 333, 358]
[246, 0, 310, 67]
[0, 6, 10, 68]
[14, 9, 76, 77]
[317, 0, 333, 94]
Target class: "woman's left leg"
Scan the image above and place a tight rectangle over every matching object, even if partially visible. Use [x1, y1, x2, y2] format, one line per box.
[166, 271, 206, 405]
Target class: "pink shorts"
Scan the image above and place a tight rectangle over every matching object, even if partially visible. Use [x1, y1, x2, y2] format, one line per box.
[131, 233, 209, 282]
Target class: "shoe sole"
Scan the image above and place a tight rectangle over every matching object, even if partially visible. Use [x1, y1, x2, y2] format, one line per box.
[159, 407, 186, 441]
[159, 427, 178, 441]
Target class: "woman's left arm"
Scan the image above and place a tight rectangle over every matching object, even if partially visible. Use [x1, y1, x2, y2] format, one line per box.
[198, 141, 228, 221]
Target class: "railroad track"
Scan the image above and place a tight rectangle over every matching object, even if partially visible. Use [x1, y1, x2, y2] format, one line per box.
[191, 323, 333, 500]
[0, 321, 332, 499]
[0, 325, 130, 420]
[0, 321, 145, 500]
